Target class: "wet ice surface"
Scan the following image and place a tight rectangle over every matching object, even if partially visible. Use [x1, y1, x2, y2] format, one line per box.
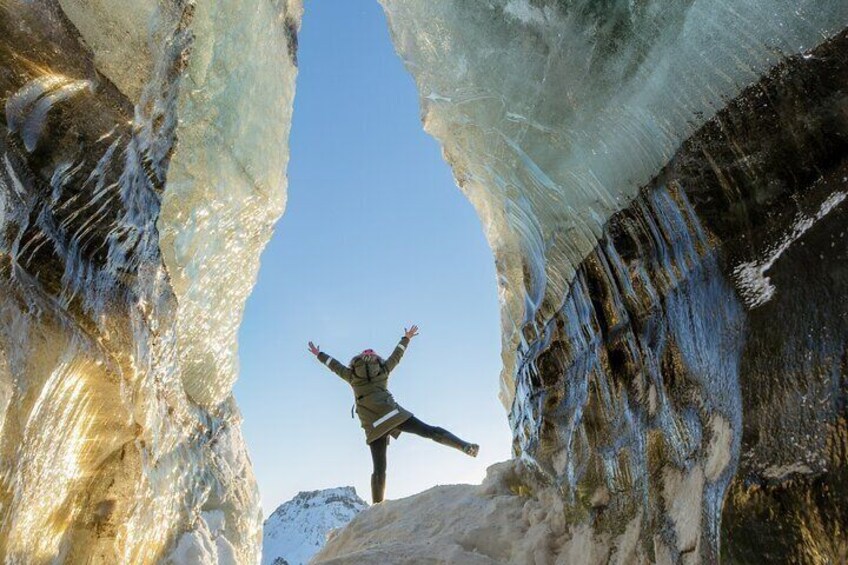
[6, 77, 95, 153]
[0, 0, 300, 562]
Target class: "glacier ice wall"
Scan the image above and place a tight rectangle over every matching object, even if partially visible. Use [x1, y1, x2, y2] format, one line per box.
[158, 0, 300, 408]
[380, 0, 848, 407]
[381, 1, 848, 562]
[0, 0, 301, 562]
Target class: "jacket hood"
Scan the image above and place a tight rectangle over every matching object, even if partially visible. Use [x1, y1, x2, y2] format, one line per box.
[350, 353, 384, 381]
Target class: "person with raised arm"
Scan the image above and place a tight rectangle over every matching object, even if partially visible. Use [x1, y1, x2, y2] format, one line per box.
[308, 324, 479, 504]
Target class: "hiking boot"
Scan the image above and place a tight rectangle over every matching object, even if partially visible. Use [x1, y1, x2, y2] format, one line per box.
[462, 443, 479, 457]
[371, 472, 386, 504]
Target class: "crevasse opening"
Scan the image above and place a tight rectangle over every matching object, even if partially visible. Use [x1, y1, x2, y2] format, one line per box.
[234, 0, 511, 529]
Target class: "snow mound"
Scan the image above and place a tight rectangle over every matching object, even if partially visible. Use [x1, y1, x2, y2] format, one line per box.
[263, 487, 368, 565]
[313, 461, 643, 564]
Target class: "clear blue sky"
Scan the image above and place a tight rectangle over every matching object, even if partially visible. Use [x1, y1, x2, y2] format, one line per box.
[233, 0, 511, 516]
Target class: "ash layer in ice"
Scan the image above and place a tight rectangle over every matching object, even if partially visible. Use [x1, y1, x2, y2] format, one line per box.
[0, 0, 301, 562]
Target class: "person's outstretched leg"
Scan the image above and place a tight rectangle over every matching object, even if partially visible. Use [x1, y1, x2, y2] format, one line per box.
[398, 416, 479, 456]
[369, 436, 388, 503]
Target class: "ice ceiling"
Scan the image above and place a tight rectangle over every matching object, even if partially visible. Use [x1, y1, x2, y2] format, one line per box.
[0, 0, 846, 562]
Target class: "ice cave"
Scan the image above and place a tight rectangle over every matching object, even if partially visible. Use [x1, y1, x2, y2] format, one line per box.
[0, 0, 846, 563]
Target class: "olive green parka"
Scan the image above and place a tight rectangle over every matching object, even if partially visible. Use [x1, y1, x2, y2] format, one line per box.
[317, 336, 413, 444]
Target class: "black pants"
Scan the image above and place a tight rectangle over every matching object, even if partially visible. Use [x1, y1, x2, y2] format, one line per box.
[369, 416, 467, 476]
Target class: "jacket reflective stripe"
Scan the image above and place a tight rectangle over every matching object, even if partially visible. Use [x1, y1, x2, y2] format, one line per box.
[323, 357, 333, 368]
[398, 343, 406, 351]
[372, 409, 399, 428]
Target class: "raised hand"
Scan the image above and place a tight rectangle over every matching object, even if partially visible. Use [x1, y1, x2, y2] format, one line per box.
[308, 341, 320, 356]
[404, 325, 419, 340]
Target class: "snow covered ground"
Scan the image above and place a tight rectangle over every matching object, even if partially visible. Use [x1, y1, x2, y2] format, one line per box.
[313, 460, 643, 565]
[262, 487, 368, 565]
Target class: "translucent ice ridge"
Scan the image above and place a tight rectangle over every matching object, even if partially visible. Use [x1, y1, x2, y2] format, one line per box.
[0, 0, 301, 562]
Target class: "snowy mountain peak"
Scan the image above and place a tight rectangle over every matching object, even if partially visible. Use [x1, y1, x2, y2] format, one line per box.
[262, 487, 368, 565]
